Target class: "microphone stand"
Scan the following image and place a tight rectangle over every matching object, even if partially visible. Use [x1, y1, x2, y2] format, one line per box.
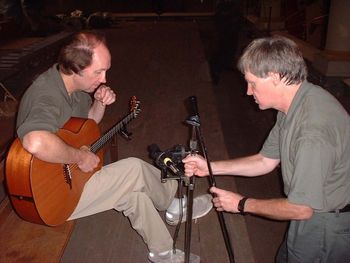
[183, 125, 197, 263]
[186, 96, 235, 263]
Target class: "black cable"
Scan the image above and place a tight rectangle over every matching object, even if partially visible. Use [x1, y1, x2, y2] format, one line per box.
[172, 179, 184, 253]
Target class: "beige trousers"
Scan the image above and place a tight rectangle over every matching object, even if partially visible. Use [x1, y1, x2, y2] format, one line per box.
[68, 157, 177, 253]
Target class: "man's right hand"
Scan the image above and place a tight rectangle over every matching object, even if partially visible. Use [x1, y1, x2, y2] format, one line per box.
[182, 154, 209, 177]
[77, 146, 100, 173]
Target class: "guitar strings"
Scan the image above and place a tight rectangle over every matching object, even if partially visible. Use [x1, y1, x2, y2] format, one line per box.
[64, 108, 139, 175]
[64, 124, 124, 176]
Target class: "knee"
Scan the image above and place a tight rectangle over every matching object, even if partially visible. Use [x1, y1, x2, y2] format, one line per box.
[122, 157, 146, 173]
[121, 157, 157, 180]
[125, 157, 144, 165]
[124, 157, 158, 175]
[127, 157, 154, 168]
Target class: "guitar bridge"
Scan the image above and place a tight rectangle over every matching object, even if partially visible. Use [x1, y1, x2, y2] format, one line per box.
[63, 164, 72, 189]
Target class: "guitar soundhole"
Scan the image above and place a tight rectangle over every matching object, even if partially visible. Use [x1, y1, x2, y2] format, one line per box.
[63, 164, 72, 189]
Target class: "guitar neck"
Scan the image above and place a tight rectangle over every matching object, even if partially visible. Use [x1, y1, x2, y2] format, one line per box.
[90, 112, 135, 154]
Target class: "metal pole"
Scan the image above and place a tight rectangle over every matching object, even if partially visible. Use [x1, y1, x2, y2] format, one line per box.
[187, 96, 235, 263]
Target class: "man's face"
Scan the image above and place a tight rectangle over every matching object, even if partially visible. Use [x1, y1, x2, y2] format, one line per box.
[75, 43, 111, 93]
[244, 71, 278, 110]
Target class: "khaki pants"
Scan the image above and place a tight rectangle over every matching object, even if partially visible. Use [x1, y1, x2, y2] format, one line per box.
[69, 157, 177, 253]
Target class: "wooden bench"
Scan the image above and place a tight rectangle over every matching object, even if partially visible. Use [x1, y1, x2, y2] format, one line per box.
[0, 31, 73, 78]
[0, 31, 73, 100]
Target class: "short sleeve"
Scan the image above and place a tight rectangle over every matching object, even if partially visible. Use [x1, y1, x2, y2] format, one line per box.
[260, 122, 281, 160]
[287, 135, 335, 210]
[17, 96, 62, 139]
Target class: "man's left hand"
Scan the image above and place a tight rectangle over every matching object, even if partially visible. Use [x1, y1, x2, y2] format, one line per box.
[94, 85, 116, 106]
[210, 186, 243, 213]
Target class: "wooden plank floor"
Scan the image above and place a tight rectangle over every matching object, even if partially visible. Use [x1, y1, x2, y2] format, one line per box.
[0, 197, 75, 263]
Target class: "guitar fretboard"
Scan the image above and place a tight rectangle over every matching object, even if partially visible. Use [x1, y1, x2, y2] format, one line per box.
[90, 111, 137, 153]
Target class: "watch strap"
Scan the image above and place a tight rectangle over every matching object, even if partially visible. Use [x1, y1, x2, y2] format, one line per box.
[238, 197, 249, 215]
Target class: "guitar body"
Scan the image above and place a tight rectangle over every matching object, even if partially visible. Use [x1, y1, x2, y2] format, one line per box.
[6, 118, 103, 226]
[6, 96, 140, 226]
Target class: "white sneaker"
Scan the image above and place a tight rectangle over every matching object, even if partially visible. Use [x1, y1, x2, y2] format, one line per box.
[148, 249, 200, 263]
[165, 194, 213, 226]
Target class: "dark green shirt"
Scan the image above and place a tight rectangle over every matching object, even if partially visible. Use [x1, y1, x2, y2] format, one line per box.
[17, 64, 92, 139]
[261, 81, 350, 212]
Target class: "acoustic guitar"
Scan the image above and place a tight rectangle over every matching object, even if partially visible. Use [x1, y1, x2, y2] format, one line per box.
[5, 96, 141, 226]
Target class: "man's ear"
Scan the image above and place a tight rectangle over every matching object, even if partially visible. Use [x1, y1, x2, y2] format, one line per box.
[268, 72, 281, 86]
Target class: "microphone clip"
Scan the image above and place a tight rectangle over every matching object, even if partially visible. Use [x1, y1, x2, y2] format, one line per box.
[148, 144, 189, 182]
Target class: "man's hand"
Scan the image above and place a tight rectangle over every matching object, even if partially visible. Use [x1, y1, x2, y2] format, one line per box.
[77, 145, 100, 173]
[182, 154, 209, 177]
[210, 186, 243, 213]
[89, 85, 116, 123]
[94, 85, 116, 106]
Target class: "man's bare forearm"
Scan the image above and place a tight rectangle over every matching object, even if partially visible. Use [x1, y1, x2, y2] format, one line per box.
[212, 153, 280, 177]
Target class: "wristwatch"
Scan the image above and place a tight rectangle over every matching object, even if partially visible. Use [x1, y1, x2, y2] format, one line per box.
[238, 197, 249, 215]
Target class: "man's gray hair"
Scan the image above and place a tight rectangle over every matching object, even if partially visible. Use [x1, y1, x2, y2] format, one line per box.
[237, 36, 307, 85]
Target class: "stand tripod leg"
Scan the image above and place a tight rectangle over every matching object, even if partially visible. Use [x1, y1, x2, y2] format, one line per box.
[184, 177, 195, 263]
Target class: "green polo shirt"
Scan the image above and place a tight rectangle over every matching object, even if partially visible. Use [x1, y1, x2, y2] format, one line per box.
[260, 81, 350, 212]
[16, 64, 92, 139]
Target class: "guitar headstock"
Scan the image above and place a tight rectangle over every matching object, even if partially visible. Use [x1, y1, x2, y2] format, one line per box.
[130, 96, 141, 117]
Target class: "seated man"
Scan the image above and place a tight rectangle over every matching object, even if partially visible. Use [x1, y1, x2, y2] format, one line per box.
[15, 30, 212, 263]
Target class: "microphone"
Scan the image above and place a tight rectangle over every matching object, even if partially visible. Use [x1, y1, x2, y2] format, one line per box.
[189, 95, 199, 117]
[148, 144, 181, 175]
[163, 157, 181, 175]
[148, 144, 165, 166]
